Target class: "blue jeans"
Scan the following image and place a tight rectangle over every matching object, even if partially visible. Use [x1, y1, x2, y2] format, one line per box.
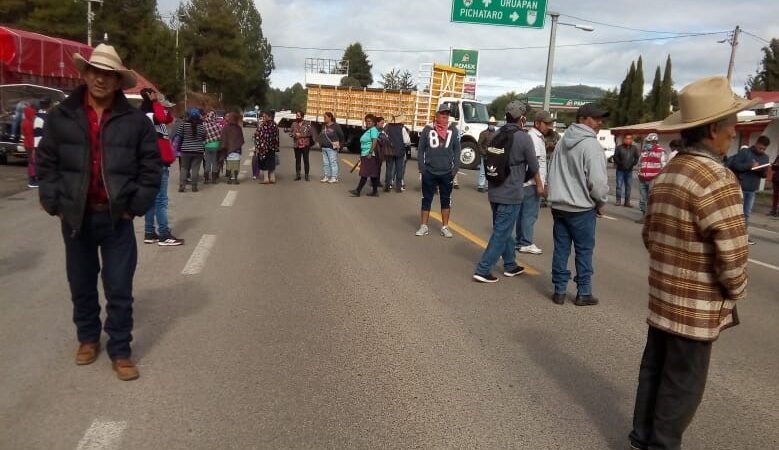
[144, 165, 170, 236]
[62, 212, 138, 359]
[475, 203, 521, 275]
[742, 190, 756, 227]
[478, 156, 487, 188]
[322, 147, 339, 178]
[639, 180, 651, 215]
[552, 208, 596, 295]
[384, 155, 406, 187]
[516, 185, 540, 247]
[616, 170, 633, 203]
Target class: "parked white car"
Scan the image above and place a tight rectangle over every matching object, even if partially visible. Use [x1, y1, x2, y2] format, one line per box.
[242, 110, 258, 127]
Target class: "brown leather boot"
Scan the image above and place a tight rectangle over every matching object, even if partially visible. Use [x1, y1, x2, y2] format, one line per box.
[112, 358, 140, 381]
[76, 342, 100, 365]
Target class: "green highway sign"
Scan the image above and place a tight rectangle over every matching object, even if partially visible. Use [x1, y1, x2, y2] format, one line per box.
[451, 49, 479, 77]
[451, 0, 548, 29]
[527, 97, 599, 107]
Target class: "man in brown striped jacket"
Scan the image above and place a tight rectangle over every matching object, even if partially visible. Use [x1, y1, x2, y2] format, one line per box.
[628, 76, 758, 450]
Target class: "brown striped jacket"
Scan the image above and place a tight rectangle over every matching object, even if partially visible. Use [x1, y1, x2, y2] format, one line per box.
[643, 146, 748, 341]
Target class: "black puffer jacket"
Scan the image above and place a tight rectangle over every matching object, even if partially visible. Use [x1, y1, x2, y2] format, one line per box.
[37, 85, 161, 234]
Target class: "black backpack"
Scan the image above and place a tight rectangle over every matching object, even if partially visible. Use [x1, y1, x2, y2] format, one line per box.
[484, 124, 522, 187]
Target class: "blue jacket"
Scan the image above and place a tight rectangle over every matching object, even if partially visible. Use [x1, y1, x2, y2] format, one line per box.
[727, 147, 769, 192]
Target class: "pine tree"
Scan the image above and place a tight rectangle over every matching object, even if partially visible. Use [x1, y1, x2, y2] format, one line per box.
[0, 0, 33, 24]
[657, 56, 673, 119]
[644, 66, 662, 121]
[20, 0, 86, 42]
[746, 38, 779, 92]
[341, 43, 373, 87]
[627, 56, 644, 124]
[615, 62, 635, 126]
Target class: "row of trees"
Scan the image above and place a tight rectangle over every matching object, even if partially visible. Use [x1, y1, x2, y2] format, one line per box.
[0, 0, 274, 109]
[746, 38, 779, 92]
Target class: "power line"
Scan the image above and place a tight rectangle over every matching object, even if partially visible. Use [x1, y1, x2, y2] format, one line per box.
[558, 13, 727, 35]
[273, 32, 727, 54]
[741, 30, 771, 45]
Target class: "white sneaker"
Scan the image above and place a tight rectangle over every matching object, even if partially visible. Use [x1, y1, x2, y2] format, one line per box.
[440, 226, 453, 238]
[518, 244, 543, 255]
[415, 224, 429, 236]
[327, 177, 339, 183]
[320, 176, 329, 183]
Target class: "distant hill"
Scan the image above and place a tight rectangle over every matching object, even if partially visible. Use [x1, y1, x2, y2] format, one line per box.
[524, 84, 607, 100]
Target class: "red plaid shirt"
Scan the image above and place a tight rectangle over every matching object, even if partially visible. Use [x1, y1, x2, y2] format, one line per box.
[85, 95, 111, 206]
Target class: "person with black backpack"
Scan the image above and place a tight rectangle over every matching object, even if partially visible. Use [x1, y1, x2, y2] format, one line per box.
[472, 100, 539, 283]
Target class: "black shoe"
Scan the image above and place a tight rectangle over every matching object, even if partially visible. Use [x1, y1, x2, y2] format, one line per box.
[295, 174, 302, 181]
[503, 266, 526, 277]
[178, 185, 185, 192]
[227, 179, 233, 184]
[384, 186, 391, 193]
[552, 293, 566, 305]
[158, 234, 184, 246]
[192, 185, 199, 192]
[574, 294, 599, 306]
[349, 189, 361, 197]
[143, 232, 159, 244]
[473, 273, 498, 283]
[305, 174, 310, 181]
[366, 191, 379, 197]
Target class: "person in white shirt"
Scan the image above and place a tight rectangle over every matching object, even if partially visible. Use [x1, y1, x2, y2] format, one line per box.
[516, 110, 551, 255]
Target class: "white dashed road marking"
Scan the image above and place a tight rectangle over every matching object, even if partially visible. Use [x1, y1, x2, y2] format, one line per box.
[749, 258, 779, 272]
[181, 234, 217, 275]
[221, 190, 238, 207]
[76, 420, 127, 450]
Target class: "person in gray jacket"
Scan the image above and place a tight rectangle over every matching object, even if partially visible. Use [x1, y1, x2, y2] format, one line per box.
[415, 104, 461, 237]
[547, 103, 609, 306]
[473, 100, 539, 282]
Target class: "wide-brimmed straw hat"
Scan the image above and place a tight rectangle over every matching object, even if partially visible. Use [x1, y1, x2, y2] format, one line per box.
[73, 44, 137, 90]
[657, 76, 760, 131]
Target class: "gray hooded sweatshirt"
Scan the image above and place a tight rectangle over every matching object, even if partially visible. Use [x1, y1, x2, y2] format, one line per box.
[547, 123, 609, 212]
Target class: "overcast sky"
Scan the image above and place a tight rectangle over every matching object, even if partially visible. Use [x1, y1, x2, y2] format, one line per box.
[158, 0, 779, 102]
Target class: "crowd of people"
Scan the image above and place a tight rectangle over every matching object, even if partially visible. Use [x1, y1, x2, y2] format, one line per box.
[23, 40, 771, 450]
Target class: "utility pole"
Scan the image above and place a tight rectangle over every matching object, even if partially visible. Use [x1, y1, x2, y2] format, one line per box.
[86, 0, 103, 47]
[726, 25, 741, 82]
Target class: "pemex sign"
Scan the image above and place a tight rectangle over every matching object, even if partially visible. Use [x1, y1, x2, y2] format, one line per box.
[451, 0, 548, 28]
[451, 49, 479, 99]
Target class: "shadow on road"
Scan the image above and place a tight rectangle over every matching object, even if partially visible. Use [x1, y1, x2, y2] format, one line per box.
[132, 281, 208, 360]
[515, 326, 631, 450]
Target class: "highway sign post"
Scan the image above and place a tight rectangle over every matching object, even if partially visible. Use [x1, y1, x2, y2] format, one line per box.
[451, 0, 548, 28]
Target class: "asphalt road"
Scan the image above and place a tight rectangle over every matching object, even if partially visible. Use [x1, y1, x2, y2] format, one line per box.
[1, 131, 777, 449]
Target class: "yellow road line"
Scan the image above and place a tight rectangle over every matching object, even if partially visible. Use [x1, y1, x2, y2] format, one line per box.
[428, 211, 540, 276]
[341, 157, 539, 276]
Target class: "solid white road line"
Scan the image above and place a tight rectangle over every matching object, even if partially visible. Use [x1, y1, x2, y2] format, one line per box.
[221, 190, 238, 207]
[242, 158, 251, 166]
[600, 215, 618, 221]
[76, 420, 127, 450]
[749, 258, 779, 272]
[181, 234, 217, 275]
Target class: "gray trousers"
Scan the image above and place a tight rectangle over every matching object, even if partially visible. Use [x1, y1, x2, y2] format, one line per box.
[180, 153, 203, 186]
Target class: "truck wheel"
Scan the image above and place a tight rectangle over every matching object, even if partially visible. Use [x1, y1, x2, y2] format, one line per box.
[459, 141, 479, 170]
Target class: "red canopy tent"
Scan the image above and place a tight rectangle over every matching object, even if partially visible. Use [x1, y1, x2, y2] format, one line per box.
[0, 26, 158, 95]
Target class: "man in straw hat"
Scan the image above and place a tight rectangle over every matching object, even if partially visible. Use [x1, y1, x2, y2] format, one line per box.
[628, 76, 756, 450]
[36, 44, 161, 381]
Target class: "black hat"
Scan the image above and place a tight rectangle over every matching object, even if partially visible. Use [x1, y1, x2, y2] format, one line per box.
[576, 103, 609, 119]
[436, 103, 451, 114]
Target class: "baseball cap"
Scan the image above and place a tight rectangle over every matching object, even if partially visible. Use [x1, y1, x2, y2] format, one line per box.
[505, 100, 528, 119]
[437, 103, 451, 114]
[576, 103, 609, 119]
[534, 110, 554, 123]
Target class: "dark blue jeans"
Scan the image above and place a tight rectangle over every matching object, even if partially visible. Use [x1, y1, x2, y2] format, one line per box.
[475, 203, 521, 275]
[62, 212, 138, 359]
[615, 170, 633, 203]
[551, 208, 596, 295]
